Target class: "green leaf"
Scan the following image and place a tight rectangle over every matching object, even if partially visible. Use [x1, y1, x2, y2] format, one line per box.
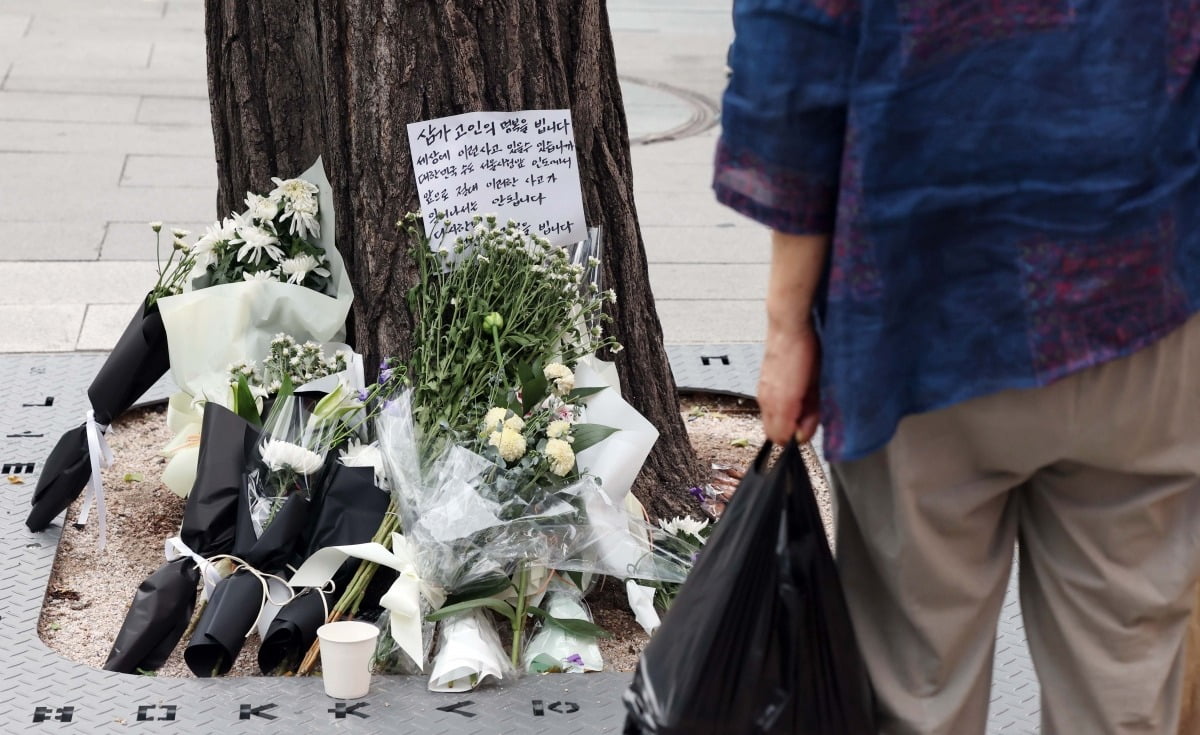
[233, 375, 263, 427]
[278, 372, 295, 401]
[444, 574, 513, 606]
[505, 334, 538, 348]
[526, 606, 612, 639]
[570, 423, 619, 454]
[517, 361, 549, 414]
[566, 386, 606, 401]
[426, 597, 516, 624]
[528, 653, 563, 674]
[729, 437, 751, 448]
[122, 472, 144, 483]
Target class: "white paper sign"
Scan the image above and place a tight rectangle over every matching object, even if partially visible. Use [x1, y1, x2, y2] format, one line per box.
[407, 110, 587, 247]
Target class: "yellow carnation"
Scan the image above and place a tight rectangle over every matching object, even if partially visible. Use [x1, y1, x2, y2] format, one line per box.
[482, 406, 508, 434]
[545, 438, 575, 477]
[543, 363, 575, 396]
[489, 427, 527, 462]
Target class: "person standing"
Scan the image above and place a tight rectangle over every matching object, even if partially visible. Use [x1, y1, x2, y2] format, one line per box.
[716, 1, 1200, 733]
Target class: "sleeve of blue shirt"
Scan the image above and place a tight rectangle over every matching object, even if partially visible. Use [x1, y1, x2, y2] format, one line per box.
[714, 0, 858, 235]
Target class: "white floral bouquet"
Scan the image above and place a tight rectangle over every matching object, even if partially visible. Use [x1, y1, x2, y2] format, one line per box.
[157, 157, 353, 406]
[190, 176, 331, 291]
[154, 159, 353, 497]
[227, 334, 350, 402]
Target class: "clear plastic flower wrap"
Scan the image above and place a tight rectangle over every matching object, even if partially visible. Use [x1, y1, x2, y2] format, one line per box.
[245, 392, 332, 537]
[377, 392, 582, 596]
[376, 392, 694, 592]
[523, 577, 604, 674]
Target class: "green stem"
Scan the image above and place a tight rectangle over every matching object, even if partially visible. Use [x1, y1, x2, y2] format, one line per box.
[510, 561, 530, 668]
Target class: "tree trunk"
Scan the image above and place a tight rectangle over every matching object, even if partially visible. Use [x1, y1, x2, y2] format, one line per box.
[205, 0, 707, 520]
[204, 0, 325, 216]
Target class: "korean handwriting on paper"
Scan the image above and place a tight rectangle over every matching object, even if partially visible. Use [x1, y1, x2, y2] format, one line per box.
[408, 110, 587, 247]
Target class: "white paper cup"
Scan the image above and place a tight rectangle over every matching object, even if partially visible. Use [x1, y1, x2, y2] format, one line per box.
[317, 621, 380, 699]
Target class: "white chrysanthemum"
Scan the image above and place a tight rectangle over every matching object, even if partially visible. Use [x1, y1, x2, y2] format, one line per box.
[242, 270, 276, 282]
[278, 253, 330, 285]
[544, 438, 575, 477]
[489, 427, 526, 462]
[282, 196, 320, 240]
[235, 226, 284, 263]
[270, 176, 319, 203]
[543, 363, 575, 396]
[245, 192, 280, 222]
[658, 516, 709, 540]
[546, 420, 572, 440]
[260, 439, 323, 475]
[482, 406, 508, 433]
[190, 239, 219, 268]
[148, 221, 163, 232]
[340, 440, 388, 486]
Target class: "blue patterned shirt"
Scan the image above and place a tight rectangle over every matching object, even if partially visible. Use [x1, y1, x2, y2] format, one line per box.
[716, 0, 1200, 461]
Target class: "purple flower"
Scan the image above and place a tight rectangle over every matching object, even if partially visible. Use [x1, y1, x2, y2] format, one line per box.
[688, 486, 706, 503]
[379, 367, 394, 384]
[356, 388, 369, 402]
[565, 653, 584, 667]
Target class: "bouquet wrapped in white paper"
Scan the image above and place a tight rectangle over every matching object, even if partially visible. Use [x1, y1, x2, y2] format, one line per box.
[428, 609, 512, 693]
[159, 158, 352, 401]
[156, 158, 354, 496]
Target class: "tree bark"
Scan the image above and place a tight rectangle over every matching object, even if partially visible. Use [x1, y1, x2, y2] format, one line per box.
[204, 0, 325, 216]
[205, 0, 706, 520]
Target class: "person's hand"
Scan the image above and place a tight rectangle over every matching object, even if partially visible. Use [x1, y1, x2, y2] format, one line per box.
[759, 230, 828, 446]
[758, 321, 821, 445]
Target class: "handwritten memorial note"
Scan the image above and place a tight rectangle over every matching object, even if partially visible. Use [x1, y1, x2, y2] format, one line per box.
[408, 110, 587, 247]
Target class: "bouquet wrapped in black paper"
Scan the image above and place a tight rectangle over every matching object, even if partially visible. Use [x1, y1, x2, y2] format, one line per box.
[181, 384, 360, 677]
[103, 402, 257, 673]
[27, 224, 193, 537]
[257, 461, 389, 673]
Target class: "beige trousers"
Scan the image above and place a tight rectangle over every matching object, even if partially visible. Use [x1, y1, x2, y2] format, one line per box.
[832, 314, 1200, 735]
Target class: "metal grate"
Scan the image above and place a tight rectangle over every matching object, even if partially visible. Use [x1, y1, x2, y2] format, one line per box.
[0, 351, 1040, 733]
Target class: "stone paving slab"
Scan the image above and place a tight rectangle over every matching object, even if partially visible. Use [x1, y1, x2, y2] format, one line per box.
[99, 220, 212, 261]
[0, 262, 157, 306]
[0, 305, 87, 352]
[0, 0, 757, 349]
[120, 153, 216, 189]
[0, 119, 213, 155]
[0, 90, 142, 123]
[640, 225, 770, 264]
[0, 221, 106, 261]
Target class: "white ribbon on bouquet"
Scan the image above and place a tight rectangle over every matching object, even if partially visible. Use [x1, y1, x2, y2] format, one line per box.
[76, 410, 114, 549]
[163, 536, 227, 603]
[287, 532, 445, 672]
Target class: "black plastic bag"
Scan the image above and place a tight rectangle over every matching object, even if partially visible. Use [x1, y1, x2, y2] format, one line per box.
[27, 296, 170, 532]
[103, 403, 258, 673]
[623, 441, 876, 735]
